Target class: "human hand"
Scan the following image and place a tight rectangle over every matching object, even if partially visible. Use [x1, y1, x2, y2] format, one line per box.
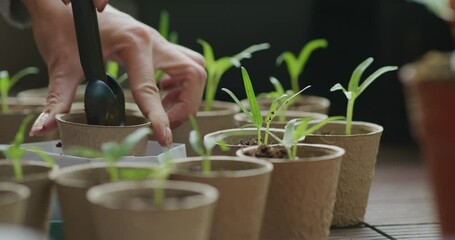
[24, 0, 206, 146]
[61, 0, 109, 12]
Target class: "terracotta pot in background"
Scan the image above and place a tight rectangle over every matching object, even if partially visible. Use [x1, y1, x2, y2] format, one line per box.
[237, 144, 344, 239]
[170, 156, 272, 240]
[171, 100, 240, 157]
[56, 112, 150, 156]
[0, 161, 56, 232]
[87, 180, 218, 240]
[0, 182, 30, 225]
[304, 121, 383, 227]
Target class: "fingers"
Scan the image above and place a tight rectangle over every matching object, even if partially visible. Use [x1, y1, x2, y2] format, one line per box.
[30, 61, 82, 136]
[61, 0, 109, 12]
[114, 27, 172, 146]
[154, 45, 207, 129]
[170, 43, 206, 67]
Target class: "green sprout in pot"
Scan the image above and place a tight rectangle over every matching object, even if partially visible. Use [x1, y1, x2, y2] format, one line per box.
[269, 116, 344, 160]
[68, 128, 152, 181]
[222, 67, 308, 145]
[198, 39, 270, 111]
[330, 57, 398, 135]
[0, 115, 55, 181]
[188, 115, 229, 174]
[276, 39, 328, 94]
[0, 67, 39, 113]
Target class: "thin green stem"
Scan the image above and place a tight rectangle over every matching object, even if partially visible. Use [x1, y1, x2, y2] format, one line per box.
[291, 144, 298, 160]
[202, 155, 211, 175]
[257, 127, 262, 145]
[107, 161, 119, 181]
[153, 181, 164, 207]
[264, 122, 271, 145]
[346, 95, 356, 135]
[291, 76, 299, 94]
[13, 159, 23, 181]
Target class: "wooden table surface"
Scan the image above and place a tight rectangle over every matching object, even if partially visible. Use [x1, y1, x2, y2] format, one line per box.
[328, 144, 441, 240]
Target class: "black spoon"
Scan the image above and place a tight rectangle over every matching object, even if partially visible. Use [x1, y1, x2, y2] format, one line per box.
[71, 0, 125, 126]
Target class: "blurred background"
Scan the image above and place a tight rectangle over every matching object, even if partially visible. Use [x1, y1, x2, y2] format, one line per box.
[1, 0, 453, 144]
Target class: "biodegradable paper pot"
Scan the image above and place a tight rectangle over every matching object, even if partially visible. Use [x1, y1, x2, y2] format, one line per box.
[242, 95, 331, 114]
[18, 86, 135, 104]
[0, 182, 30, 224]
[237, 143, 344, 239]
[56, 112, 150, 156]
[204, 128, 285, 156]
[234, 110, 327, 129]
[172, 100, 240, 157]
[413, 81, 455, 235]
[170, 156, 273, 240]
[304, 121, 383, 227]
[70, 102, 141, 114]
[87, 180, 218, 240]
[52, 162, 157, 240]
[0, 161, 55, 231]
[0, 104, 59, 144]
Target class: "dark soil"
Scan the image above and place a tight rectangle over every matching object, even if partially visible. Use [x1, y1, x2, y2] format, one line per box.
[238, 138, 259, 146]
[250, 144, 288, 159]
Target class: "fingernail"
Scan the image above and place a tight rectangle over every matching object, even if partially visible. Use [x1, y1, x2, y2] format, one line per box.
[165, 127, 173, 146]
[29, 112, 49, 136]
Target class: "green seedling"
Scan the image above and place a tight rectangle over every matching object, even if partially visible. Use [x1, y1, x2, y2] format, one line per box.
[0, 67, 39, 113]
[269, 116, 344, 160]
[330, 57, 398, 135]
[276, 39, 328, 94]
[0, 115, 55, 181]
[198, 39, 270, 111]
[188, 115, 228, 174]
[155, 10, 179, 83]
[222, 67, 308, 145]
[68, 128, 151, 181]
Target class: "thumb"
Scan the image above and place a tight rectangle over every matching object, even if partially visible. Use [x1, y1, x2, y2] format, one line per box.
[29, 67, 81, 136]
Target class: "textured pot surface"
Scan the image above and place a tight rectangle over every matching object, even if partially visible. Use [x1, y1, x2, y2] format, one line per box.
[237, 144, 344, 239]
[234, 110, 327, 129]
[415, 81, 455, 235]
[52, 162, 156, 240]
[304, 121, 383, 227]
[0, 182, 30, 224]
[204, 128, 285, 156]
[171, 156, 272, 240]
[172, 100, 240, 157]
[0, 161, 55, 231]
[87, 180, 218, 240]
[56, 112, 150, 156]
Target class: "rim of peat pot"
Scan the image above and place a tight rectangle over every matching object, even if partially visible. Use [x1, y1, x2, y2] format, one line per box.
[172, 156, 273, 178]
[87, 180, 219, 211]
[0, 160, 57, 182]
[0, 182, 30, 206]
[196, 100, 241, 116]
[56, 112, 150, 128]
[233, 110, 328, 125]
[51, 162, 157, 188]
[236, 143, 345, 163]
[308, 120, 383, 137]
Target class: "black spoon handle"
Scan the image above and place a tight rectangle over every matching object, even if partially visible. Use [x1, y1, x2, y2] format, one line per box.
[71, 0, 106, 82]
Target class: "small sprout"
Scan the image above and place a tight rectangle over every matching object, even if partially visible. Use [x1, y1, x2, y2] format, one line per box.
[188, 115, 241, 175]
[68, 128, 151, 181]
[222, 67, 263, 144]
[148, 154, 174, 206]
[330, 57, 398, 135]
[276, 39, 328, 93]
[0, 115, 55, 181]
[198, 39, 270, 111]
[0, 67, 39, 113]
[269, 116, 344, 160]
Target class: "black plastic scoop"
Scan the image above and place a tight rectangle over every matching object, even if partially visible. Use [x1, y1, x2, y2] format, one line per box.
[71, 0, 125, 126]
